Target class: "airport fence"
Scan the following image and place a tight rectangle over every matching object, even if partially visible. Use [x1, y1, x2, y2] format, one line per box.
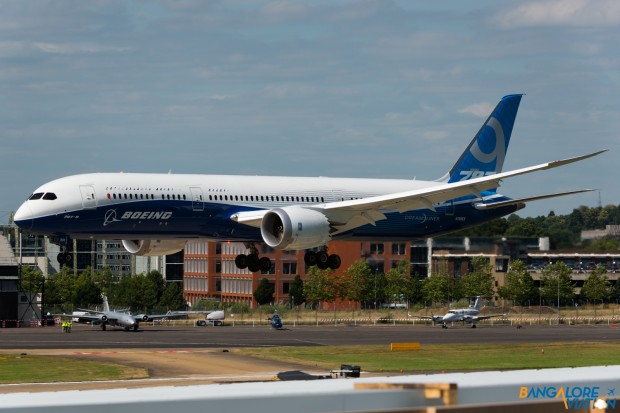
[150, 315, 620, 328]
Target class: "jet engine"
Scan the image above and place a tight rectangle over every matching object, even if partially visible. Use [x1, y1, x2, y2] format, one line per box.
[260, 206, 331, 250]
[122, 239, 187, 256]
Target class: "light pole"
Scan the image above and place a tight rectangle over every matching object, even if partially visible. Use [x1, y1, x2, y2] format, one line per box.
[374, 268, 378, 310]
[557, 266, 561, 324]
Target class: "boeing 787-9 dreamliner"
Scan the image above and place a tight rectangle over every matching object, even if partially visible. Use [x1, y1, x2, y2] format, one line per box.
[14, 95, 604, 272]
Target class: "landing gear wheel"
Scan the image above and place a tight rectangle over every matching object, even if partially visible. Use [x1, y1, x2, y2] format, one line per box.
[471, 324, 477, 328]
[316, 251, 329, 270]
[247, 253, 260, 272]
[57, 253, 65, 265]
[304, 251, 317, 266]
[259, 257, 272, 272]
[327, 254, 341, 270]
[235, 254, 248, 269]
[101, 323, 107, 331]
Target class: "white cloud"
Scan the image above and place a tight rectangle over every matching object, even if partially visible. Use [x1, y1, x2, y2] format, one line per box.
[33, 42, 131, 55]
[495, 0, 620, 28]
[458, 102, 494, 118]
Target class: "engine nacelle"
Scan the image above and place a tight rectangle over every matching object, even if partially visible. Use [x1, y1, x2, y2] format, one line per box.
[261, 207, 331, 250]
[122, 239, 187, 256]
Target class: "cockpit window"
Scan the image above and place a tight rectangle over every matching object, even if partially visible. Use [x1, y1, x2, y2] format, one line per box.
[42, 193, 57, 200]
[29, 193, 44, 200]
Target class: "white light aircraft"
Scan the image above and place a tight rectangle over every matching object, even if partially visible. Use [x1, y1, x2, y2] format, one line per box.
[14, 95, 605, 271]
[415, 296, 504, 328]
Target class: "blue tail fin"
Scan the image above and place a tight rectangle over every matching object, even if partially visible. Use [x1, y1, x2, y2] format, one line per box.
[445, 94, 523, 184]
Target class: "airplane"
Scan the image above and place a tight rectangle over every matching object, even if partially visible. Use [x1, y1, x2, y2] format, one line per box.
[205, 310, 225, 326]
[413, 296, 504, 328]
[71, 296, 180, 331]
[174, 309, 226, 326]
[13, 94, 605, 272]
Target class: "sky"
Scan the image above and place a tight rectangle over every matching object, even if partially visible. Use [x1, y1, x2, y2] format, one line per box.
[2, 0, 620, 224]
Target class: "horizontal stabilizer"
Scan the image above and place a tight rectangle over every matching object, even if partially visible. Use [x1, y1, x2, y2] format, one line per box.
[474, 189, 596, 210]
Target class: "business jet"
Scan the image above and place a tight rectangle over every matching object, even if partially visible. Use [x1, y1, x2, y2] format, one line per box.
[70, 296, 180, 331]
[414, 296, 503, 328]
[14, 95, 604, 272]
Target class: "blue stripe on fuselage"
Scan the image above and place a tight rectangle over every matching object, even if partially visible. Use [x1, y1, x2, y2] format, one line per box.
[25, 199, 519, 242]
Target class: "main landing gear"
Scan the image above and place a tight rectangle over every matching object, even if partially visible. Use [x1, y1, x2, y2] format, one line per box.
[56, 248, 73, 266]
[234, 244, 273, 273]
[234, 245, 342, 272]
[304, 248, 341, 270]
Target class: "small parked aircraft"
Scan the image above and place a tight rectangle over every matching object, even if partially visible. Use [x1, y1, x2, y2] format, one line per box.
[71, 296, 180, 331]
[413, 296, 504, 328]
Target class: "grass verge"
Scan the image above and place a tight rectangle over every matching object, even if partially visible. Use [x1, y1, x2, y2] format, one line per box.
[0, 354, 148, 384]
[236, 342, 620, 373]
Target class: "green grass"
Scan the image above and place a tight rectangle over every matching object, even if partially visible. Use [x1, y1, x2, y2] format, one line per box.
[0, 354, 148, 384]
[236, 342, 620, 373]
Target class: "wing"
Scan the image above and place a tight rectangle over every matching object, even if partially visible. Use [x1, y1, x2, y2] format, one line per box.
[320, 151, 604, 233]
[232, 150, 605, 233]
[412, 315, 443, 321]
[472, 314, 505, 322]
[134, 312, 185, 322]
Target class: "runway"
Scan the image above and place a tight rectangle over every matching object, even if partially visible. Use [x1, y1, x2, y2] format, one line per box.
[1, 323, 619, 350]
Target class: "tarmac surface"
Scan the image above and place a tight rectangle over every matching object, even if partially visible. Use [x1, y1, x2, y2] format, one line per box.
[1, 323, 619, 394]
[1, 322, 619, 350]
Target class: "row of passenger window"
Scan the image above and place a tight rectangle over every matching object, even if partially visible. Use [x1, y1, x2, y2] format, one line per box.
[107, 193, 187, 200]
[106, 192, 325, 204]
[208, 194, 325, 203]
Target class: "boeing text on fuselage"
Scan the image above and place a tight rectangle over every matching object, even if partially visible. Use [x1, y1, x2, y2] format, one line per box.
[103, 209, 173, 226]
[13, 95, 605, 273]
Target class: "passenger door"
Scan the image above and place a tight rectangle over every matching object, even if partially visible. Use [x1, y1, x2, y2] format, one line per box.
[79, 185, 97, 209]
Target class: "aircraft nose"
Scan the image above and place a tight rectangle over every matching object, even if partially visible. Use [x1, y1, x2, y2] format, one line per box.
[13, 203, 33, 230]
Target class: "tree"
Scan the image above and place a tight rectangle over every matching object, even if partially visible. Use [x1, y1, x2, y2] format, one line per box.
[160, 282, 186, 310]
[384, 261, 410, 305]
[423, 272, 459, 305]
[581, 265, 611, 304]
[145, 270, 166, 304]
[44, 266, 75, 307]
[539, 262, 575, 306]
[20, 265, 45, 294]
[253, 278, 274, 306]
[91, 267, 116, 297]
[288, 274, 305, 306]
[72, 271, 102, 308]
[303, 267, 337, 308]
[403, 272, 424, 306]
[341, 260, 374, 307]
[498, 260, 538, 305]
[460, 257, 494, 298]
[585, 237, 620, 252]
